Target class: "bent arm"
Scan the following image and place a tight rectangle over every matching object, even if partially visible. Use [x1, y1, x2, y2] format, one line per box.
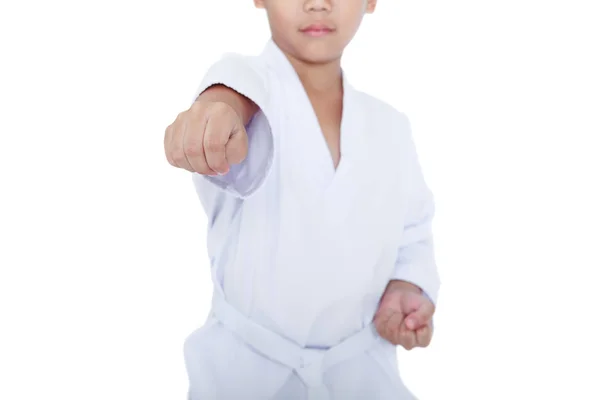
[191, 54, 275, 199]
[391, 115, 441, 305]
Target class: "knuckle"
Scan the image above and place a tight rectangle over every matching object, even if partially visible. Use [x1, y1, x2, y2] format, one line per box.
[208, 101, 231, 115]
[176, 110, 187, 121]
[190, 99, 205, 111]
[190, 106, 208, 121]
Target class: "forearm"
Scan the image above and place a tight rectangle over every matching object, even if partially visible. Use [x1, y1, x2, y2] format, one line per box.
[190, 54, 274, 198]
[392, 114, 441, 304]
[196, 84, 259, 126]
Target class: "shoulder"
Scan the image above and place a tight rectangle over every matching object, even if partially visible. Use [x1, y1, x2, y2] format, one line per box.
[200, 50, 272, 110]
[206, 51, 270, 87]
[213, 51, 268, 75]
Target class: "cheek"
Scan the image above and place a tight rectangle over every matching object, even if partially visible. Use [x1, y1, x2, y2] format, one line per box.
[268, 11, 296, 36]
[338, 10, 365, 37]
[269, 5, 298, 27]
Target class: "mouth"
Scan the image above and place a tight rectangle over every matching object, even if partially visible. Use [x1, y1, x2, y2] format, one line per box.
[299, 24, 335, 37]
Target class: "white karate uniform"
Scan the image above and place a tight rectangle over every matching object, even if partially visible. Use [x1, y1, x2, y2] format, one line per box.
[183, 39, 440, 399]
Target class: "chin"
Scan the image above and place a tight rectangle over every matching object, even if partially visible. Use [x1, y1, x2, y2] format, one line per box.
[296, 42, 343, 65]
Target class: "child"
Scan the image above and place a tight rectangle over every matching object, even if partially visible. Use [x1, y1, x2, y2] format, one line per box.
[164, 1, 440, 398]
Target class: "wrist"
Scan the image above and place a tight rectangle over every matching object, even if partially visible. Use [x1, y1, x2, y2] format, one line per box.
[386, 279, 423, 295]
[195, 84, 258, 125]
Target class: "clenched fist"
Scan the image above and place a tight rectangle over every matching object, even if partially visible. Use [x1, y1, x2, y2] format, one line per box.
[374, 280, 435, 350]
[164, 99, 249, 176]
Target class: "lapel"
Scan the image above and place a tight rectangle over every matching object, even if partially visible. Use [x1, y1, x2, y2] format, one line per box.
[261, 40, 368, 206]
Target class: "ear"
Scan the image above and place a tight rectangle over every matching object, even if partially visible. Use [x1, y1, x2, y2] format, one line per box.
[254, 0, 266, 9]
[365, 0, 377, 14]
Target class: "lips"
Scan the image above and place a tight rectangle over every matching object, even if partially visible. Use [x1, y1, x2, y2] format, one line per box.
[300, 24, 335, 36]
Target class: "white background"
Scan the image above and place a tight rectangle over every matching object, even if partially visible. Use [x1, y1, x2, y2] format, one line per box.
[1, 0, 599, 399]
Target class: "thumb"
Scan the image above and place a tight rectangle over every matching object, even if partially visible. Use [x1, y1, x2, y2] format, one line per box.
[225, 122, 248, 165]
[404, 301, 433, 331]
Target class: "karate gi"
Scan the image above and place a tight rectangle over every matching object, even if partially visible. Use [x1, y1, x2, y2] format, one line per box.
[183, 39, 441, 399]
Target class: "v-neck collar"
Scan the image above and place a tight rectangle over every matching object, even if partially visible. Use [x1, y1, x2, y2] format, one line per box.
[260, 40, 377, 245]
[263, 39, 366, 200]
[261, 40, 363, 182]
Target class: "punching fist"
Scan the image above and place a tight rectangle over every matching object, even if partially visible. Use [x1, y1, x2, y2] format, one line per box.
[374, 280, 435, 350]
[164, 99, 248, 176]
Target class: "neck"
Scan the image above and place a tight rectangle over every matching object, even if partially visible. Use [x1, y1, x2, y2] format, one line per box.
[294, 61, 343, 96]
[278, 47, 343, 95]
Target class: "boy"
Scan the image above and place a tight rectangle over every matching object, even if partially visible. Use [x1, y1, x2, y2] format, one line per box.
[164, 1, 440, 398]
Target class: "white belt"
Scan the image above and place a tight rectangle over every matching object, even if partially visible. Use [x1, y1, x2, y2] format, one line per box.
[211, 287, 381, 400]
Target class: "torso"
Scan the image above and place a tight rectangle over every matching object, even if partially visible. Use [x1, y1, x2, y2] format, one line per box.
[196, 42, 411, 347]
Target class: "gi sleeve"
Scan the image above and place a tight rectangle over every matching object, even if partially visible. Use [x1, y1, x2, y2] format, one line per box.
[391, 114, 441, 305]
[190, 53, 275, 199]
